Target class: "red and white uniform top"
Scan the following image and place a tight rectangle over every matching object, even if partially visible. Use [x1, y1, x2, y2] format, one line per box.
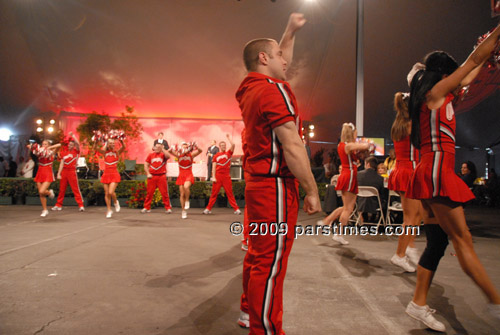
[419, 93, 456, 155]
[394, 135, 419, 169]
[236, 72, 302, 178]
[146, 152, 168, 175]
[213, 150, 233, 176]
[338, 142, 358, 173]
[104, 150, 119, 171]
[60, 148, 80, 170]
[178, 153, 193, 170]
[31, 144, 55, 167]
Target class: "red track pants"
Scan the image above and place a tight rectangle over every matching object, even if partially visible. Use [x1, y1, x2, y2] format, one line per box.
[206, 174, 239, 210]
[144, 174, 171, 210]
[55, 169, 84, 207]
[242, 176, 299, 335]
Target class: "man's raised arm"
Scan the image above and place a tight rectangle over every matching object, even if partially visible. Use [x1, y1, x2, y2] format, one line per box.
[279, 13, 306, 67]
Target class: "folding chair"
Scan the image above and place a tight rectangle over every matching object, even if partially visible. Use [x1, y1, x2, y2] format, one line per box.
[355, 186, 386, 230]
[336, 189, 359, 225]
[76, 157, 89, 179]
[386, 190, 403, 226]
[123, 159, 136, 180]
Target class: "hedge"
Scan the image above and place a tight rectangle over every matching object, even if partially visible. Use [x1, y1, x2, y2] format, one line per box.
[0, 178, 327, 207]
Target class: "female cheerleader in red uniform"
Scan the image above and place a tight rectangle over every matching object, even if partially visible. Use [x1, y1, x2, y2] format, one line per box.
[387, 92, 422, 272]
[333, 123, 371, 245]
[94, 138, 125, 218]
[168, 142, 202, 219]
[29, 140, 61, 217]
[405, 24, 500, 332]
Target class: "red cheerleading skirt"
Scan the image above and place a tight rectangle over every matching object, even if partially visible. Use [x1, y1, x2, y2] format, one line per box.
[406, 151, 474, 203]
[34, 165, 54, 183]
[101, 169, 121, 184]
[387, 161, 415, 193]
[335, 168, 358, 194]
[176, 169, 194, 185]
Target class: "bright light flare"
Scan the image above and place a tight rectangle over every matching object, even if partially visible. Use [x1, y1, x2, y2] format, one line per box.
[47, 126, 54, 133]
[36, 119, 43, 125]
[36, 127, 43, 133]
[0, 128, 13, 141]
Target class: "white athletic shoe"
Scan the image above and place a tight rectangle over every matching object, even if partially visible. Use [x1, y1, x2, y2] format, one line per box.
[79, 207, 85, 212]
[181, 210, 187, 219]
[406, 301, 446, 332]
[141, 208, 151, 214]
[106, 210, 113, 219]
[332, 234, 349, 245]
[40, 210, 49, 217]
[237, 310, 250, 328]
[203, 209, 211, 215]
[165, 209, 172, 214]
[184, 201, 190, 210]
[51, 206, 62, 211]
[234, 209, 241, 215]
[391, 254, 416, 272]
[406, 247, 420, 265]
[48, 189, 55, 199]
[114, 200, 121, 212]
[487, 303, 500, 320]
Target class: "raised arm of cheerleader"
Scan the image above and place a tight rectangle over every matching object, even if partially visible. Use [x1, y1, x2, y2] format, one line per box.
[168, 148, 179, 158]
[117, 139, 126, 155]
[93, 141, 106, 155]
[162, 147, 171, 160]
[191, 147, 203, 159]
[345, 142, 370, 154]
[429, 24, 500, 107]
[226, 134, 235, 152]
[68, 131, 80, 151]
[48, 143, 61, 151]
[460, 60, 487, 87]
[279, 13, 306, 67]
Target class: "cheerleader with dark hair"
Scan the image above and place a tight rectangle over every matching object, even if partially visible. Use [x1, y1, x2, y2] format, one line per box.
[28, 140, 61, 217]
[404, 24, 500, 332]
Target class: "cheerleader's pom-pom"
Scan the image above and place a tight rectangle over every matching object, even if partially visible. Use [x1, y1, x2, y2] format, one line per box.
[475, 29, 500, 68]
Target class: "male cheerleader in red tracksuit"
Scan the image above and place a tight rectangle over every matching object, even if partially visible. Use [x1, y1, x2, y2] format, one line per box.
[141, 143, 172, 214]
[203, 134, 241, 215]
[235, 13, 320, 334]
[52, 132, 85, 212]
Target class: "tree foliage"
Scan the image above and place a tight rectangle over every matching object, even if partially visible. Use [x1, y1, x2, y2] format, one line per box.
[76, 106, 143, 159]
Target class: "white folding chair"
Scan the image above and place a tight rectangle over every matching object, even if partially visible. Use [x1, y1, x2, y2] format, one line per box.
[355, 186, 386, 230]
[76, 157, 89, 179]
[337, 189, 360, 225]
[386, 190, 403, 226]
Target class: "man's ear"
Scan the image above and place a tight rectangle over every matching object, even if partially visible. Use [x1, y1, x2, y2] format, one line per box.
[258, 52, 269, 65]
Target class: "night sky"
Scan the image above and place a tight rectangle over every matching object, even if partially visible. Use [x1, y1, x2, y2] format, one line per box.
[0, 0, 498, 155]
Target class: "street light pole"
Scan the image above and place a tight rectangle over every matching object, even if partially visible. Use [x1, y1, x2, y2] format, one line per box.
[355, 0, 364, 136]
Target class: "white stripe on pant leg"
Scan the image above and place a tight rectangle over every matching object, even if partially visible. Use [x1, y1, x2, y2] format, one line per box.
[74, 170, 83, 206]
[262, 178, 285, 335]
